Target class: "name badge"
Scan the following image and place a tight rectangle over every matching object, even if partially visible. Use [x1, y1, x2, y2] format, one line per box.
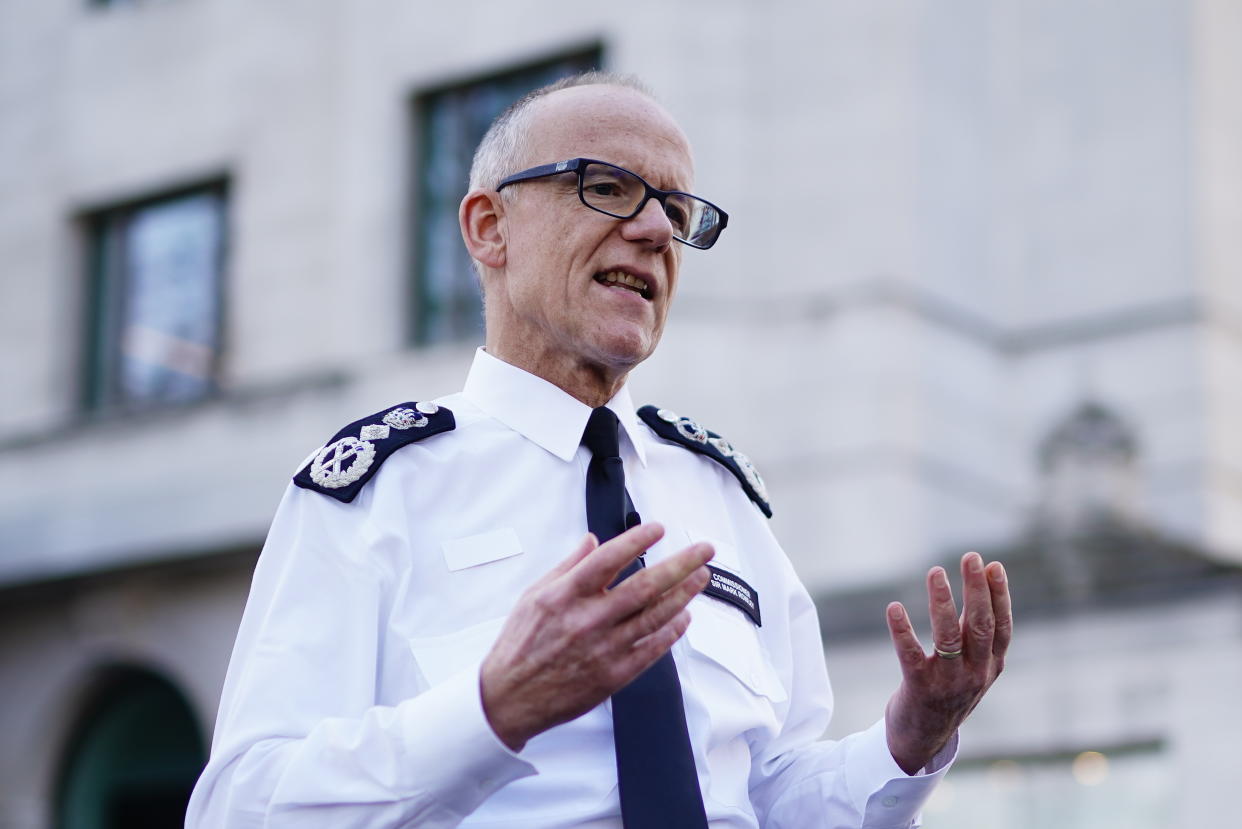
[703, 565, 761, 626]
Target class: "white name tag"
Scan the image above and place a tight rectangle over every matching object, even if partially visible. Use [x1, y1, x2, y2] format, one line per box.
[441, 527, 523, 571]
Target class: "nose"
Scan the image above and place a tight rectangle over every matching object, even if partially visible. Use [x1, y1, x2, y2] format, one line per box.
[619, 196, 674, 251]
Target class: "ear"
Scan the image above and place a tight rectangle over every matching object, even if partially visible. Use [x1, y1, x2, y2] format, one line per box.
[459, 189, 507, 270]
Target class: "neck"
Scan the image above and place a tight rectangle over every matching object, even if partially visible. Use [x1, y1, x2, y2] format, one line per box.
[483, 343, 630, 408]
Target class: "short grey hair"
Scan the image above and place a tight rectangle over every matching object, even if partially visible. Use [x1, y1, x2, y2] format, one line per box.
[467, 71, 654, 194]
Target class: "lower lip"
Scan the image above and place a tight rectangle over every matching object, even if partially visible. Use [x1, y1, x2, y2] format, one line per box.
[594, 279, 651, 304]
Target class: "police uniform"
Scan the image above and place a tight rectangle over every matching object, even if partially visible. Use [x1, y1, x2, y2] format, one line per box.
[187, 348, 953, 828]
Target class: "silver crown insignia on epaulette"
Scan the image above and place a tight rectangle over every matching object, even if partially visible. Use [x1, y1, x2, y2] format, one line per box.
[657, 407, 767, 502]
[383, 402, 439, 430]
[311, 402, 442, 489]
[311, 437, 377, 489]
[656, 408, 709, 444]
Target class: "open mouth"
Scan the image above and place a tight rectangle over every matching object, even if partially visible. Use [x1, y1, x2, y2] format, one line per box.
[594, 270, 652, 300]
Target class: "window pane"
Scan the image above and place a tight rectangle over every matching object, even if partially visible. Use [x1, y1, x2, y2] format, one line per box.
[412, 50, 601, 345]
[85, 185, 226, 411]
[120, 192, 223, 404]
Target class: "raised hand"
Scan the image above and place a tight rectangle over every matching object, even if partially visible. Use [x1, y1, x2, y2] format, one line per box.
[883, 551, 1012, 774]
[480, 522, 714, 752]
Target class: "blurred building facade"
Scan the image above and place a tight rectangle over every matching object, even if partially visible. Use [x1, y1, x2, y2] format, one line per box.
[1, 0, 1239, 826]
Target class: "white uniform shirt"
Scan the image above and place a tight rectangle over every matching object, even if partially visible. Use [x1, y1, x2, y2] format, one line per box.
[187, 349, 953, 828]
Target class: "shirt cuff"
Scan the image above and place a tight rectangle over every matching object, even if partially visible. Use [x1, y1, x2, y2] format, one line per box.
[848, 719, 957, 827]
[395, 668, 537, 819]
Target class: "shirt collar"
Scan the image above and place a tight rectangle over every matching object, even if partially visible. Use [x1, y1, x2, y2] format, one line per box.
[462, 348, 648, 466]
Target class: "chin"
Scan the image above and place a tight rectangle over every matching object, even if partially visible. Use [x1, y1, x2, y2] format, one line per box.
[589, 329, 659, 371]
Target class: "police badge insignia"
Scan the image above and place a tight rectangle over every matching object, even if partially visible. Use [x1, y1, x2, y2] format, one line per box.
[638, 405, 772, 518]
[295, 402, 455, 502]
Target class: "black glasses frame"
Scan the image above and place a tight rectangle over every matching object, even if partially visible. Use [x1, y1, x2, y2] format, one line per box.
[495, 157, 729, 249]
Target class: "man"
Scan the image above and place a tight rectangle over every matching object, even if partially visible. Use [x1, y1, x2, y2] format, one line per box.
[187, 72, 1010, 828]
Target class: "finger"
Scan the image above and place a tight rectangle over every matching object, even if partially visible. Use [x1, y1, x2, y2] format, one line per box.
[605, 542, 714, 621]
[885, 602, 927, 675]
[615, 608, 693, 682]
[614, 561, 711, 643]
[960, 552, 995, 662]
[568, 523, 665, 594]
[926, 566, 962, 655]
[987, 561, 1012, 658]
[540, 533, 598, 585]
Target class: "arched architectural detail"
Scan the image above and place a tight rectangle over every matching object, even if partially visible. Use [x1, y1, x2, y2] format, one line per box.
[52, 663, 206, 829]
[1037, 400, 1142, 532]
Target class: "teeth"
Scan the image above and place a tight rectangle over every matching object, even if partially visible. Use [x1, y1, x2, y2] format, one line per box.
[596, 270, 650, 297]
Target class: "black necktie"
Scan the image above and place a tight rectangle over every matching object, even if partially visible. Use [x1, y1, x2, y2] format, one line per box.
[581, 407, 709, 829]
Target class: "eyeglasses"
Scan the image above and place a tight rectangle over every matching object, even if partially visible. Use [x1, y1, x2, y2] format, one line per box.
[495, 158, 729, 249]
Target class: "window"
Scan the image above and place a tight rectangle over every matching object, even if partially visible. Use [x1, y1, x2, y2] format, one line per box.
[82, 182, 227, 411]
[410, 48, 601, 345]
[55, 667, 206, 829]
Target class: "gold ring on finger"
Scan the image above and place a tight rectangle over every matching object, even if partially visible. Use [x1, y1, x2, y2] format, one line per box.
[934, 645, 963, 659]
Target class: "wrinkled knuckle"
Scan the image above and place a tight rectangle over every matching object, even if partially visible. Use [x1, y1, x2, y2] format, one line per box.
[631, 609, 657, 640]
[529, 588, 561, 615]
[516, 583, 546, 610]
[628, 569, 656, 591]
[969, 616, 995, 639]
[643, 625, 672, 654]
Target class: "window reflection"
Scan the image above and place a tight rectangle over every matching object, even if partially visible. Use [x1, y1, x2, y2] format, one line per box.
[85, 184, 226, 411]
[120, 192, 223, 403]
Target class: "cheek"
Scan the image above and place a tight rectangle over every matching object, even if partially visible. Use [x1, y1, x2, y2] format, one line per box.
[664, 253, 682, 300]
[506, 236, 565, 300]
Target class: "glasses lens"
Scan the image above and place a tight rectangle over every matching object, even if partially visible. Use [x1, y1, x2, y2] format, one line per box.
[662, 193, 696, 240]
[581, 163, 644, 217]
[669, 195, 722, 248]
[665, 194, 723, 248]
[580, 162, 724, 249]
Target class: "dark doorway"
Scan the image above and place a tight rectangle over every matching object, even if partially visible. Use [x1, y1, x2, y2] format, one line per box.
[56, 666, 206, 829]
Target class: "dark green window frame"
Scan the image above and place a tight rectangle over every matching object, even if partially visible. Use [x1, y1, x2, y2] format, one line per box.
[408, 46, 603, 346]
[81, 180, 229, 413]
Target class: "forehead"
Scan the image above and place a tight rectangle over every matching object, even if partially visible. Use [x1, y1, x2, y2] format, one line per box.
[522, 85, 695, 190]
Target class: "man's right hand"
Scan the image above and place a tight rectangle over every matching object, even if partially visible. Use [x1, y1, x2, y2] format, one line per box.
[479, 522, 713, 752]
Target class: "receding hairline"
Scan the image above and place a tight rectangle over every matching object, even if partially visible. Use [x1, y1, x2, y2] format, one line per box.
[463, 73, 691, 286]
[468, 72, 674, 193]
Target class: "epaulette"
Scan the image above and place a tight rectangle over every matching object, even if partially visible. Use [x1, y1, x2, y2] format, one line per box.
[293, 402, 455, 503]
[637, 405, 772, 518]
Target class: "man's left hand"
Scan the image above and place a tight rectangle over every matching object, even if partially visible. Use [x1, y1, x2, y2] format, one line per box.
[883, 551, 1012, 774]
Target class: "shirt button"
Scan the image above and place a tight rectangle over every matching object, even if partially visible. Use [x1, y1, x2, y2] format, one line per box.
[881, 795, 899, 807]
